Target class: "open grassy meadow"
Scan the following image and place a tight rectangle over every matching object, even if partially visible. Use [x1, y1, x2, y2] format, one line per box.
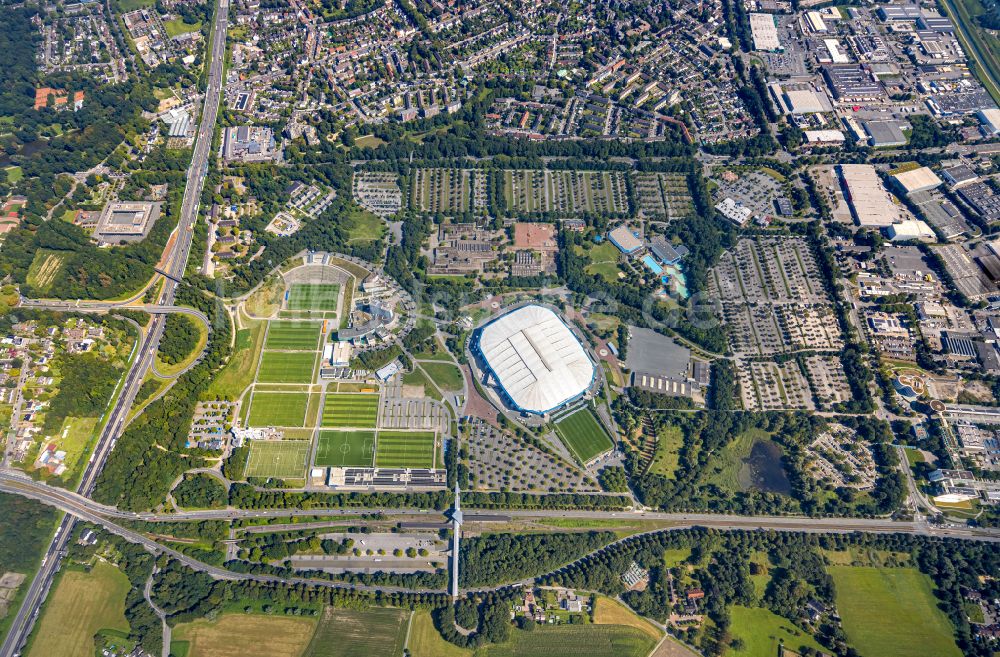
[171, 613, 316, 657]
[257, 351, 317, 384]
[314, 430, 375, 467]
[829, 566, 962, 657]
[727, 606, 822, 657]
[480, 624, 657, 657]
[321, 393, 379, 428]
[576, 242, 621, 283]
[205, 320, 266, 400]
[163, 17, 201, 36]
[245, 440, 311, 479]
[28, 562, 130, 657]
[26, 249, 66, 293]
[265, 321, 321, 350]
[303, 606, 409, 657]
[407, 611, 472, 657]
[419, 362, 464, 391]
[648, 425, 683, 477]
[554, 409, 614, 463]
[374, 431, 436, 468]
[247, 391, 310, 427]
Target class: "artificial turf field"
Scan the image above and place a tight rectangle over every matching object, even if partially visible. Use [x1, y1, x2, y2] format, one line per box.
[321, 393, 379, 428]
[374, 431, 436, 468]
[245, 440, 311, 479]
[246, 391, 310, 427]
[287, 283, 340, 312]
[554, 408, 614, 463]
[315, 430, 375, 467]
[257, 351, 317, 383]
[265, 320, 321, 350]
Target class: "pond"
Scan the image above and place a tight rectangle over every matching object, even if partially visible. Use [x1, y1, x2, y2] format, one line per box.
[738, 439, 792, 495]
[0, 139, 47, 167]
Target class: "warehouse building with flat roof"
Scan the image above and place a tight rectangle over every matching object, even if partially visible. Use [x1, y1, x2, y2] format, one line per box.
[471, 304, 595, 415]
[750, 13, 781, 51]
[838, 164, 903, 227]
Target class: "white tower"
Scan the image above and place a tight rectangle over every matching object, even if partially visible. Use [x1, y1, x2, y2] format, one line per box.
[450, 483, 463, 599]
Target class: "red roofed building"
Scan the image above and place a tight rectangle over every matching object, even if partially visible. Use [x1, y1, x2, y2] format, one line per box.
[34, 88, 84, 111]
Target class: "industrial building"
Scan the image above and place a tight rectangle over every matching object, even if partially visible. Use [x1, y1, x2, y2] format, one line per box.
[749, 13, 781, 52]
[838, 164, 903, 227]
[222, 125, 278, 162]
[891, 166, 943, 195]
[977, 108, 1000, 135]
[607, 225, 644, 254]
[886, 219, 935, 241]
[472, 304, 595, 415]
[823, 65, 886, 102]
[863, 120, 907, 147]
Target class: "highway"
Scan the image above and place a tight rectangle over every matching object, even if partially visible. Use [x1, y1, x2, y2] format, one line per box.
[0, 2, 230, 655]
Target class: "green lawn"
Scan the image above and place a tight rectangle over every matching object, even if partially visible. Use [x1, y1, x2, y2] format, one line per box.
[49, 416, 99, 474]
[728, 606, 822, 657]
[554, 408, 614, 463]
[257, 351, 316, 384]
[245, 440, 311, 479]
[265, 321, 321, 350]
[28, 561, 130, 657]
[401, 368, 443, 401]
[247, 392, 310, 427]
[314, 430, 375, 467]
[345, 209, 385, 244]
[163, 17, 201, 37]
[205, 320, 266, 400]
[287, 283, 340, 312]
[5, 166, 22, 183]
[303, 606, 409, 657]
[321, 393, 379, 428]
[419, 362, 464, 391]
[829, 566, 962, 657]
[579, 242, 622, 282]
[374, 431, 436, 468]
[479, 624, 656, 657]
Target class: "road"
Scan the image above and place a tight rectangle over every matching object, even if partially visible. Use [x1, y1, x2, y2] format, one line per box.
[0, 2, 230, 655]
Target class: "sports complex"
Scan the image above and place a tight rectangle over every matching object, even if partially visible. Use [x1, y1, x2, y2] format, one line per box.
[236, 258, 445, 483]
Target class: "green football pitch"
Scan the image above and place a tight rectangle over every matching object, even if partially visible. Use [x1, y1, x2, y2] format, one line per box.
[246, 391, 310, 427]
[374, 431, 436, 468]
[287, 283, 339, 312]
[257, 351, 316, 383]
[322, 393, 379, 428]
[265, 320, 320, 350]
[315, 430, 375, 467]
[245, 440, 310, 479]
[554, 408, 613, 463]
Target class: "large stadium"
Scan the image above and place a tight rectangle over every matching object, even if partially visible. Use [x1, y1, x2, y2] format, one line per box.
[472, 304, 596, 415]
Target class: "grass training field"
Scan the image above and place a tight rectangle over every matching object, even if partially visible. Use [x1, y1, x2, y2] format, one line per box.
[247, 392, 310, 427]
[287, 283, 340, 312]
[554, 408, 614, 463]
[245, 440, 311, 479]
[419, 362, 464, 391]
[303, 606, 409, 657]
[265, 321, 321, 350]
[314, 430, 375, 467]
[28, 561, 131, 657]
[829, 566, 962, 657]
[171, 613, 316, 657]
[321, 393, 379, 428]
[728, 606, 823, 657]
[479, 624, 657, 657]
[374, 431, 436, 468]
[257, 351, 316, 384]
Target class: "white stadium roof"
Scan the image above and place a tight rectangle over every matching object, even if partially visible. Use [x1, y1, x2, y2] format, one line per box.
[477, 305, 594, 414]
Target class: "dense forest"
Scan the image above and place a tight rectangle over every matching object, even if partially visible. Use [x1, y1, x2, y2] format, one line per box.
[158, 314, 202, 366]
[459, 531, 616, 587]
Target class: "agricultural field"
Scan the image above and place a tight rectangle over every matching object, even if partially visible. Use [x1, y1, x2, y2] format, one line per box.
[504, 170, 629, 215]
[287, 283, 340, 312]
[592, 597, 662, 641]
[171, 613, 316, 657]
[419, 362, 464, 392]
[246, 392, 311, 427]
[374, 431, 436, 468]
[303, 606, 409, 657]
[321, 393, 379, 428]
[727, 606, 822, 657]
[829, 566, 962, 657]
[265, 321, 321, 350]
[257, 351, 317, 384]
[314, 430, 375, 467]
[244, 440, 311, 479]
[554, 408, 614, 463]
[479, 624, 657, 657]
[27, 562, 130, 657]
[26, 249, 66, 293]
